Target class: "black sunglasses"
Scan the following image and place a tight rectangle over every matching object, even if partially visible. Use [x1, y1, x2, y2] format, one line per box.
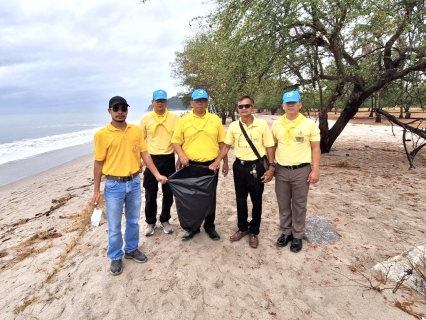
[110, 105, 128, 112]
[237, 104, 252, 109]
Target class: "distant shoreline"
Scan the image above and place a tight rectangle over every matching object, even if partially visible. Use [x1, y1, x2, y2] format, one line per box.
[0, 143, 93, 189]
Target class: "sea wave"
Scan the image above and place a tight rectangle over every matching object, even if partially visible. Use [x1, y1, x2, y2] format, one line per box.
[0, 119, 142, 165]
[0, 128, 99, 165]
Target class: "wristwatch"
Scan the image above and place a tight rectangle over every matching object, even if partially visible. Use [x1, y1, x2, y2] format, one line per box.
[268, 162, 276, 167]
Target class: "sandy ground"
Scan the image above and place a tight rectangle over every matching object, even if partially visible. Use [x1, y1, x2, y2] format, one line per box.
[0, 113, 425, 319]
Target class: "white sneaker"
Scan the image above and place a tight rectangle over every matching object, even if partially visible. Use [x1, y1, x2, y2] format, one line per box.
[161, 221, 174, 234]
[144, 224, 156, 236]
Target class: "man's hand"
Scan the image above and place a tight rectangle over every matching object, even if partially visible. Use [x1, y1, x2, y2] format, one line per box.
[178, 154, 189, 167]
[92, 191, 100, 206]
[222, 162, 229, 177]
[208, 160, 221, 172]
[261, 167, 275, 184]
[307, 170, 319, 184]
[156, 174, 168, 184]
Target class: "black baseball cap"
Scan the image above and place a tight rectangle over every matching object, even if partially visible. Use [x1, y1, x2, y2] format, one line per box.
[109, 96, 130, 108]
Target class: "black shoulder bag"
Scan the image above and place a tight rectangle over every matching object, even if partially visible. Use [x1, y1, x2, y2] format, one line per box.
[239, 121, 269, 171]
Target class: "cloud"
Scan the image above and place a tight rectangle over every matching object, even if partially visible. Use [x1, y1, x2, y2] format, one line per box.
[0, 0, 212, 112]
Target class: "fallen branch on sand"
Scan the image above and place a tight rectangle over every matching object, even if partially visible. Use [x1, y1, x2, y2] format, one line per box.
[376, 109, 426, 169]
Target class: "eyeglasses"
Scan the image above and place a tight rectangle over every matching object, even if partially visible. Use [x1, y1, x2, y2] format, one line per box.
[110, 105, 128, 112]
[193, 98, 208, 103]
[154, 99, 167, 103]
[237, 104, 252, 109]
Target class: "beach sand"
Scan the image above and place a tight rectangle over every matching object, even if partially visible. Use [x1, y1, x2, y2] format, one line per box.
[0, 113, 425, 319]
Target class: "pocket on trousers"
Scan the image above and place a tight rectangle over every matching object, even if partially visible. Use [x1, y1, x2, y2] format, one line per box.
[105, 179, 118, 189]
[134, 176, 141, 186]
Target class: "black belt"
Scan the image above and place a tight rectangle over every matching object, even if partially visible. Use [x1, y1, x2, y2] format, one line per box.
[151, 153, 174, 159]
[279, 163, 310, 170]
[189, 159, 215, 166]
[106, 172, 139, 182]
[235, 158, 259, 166]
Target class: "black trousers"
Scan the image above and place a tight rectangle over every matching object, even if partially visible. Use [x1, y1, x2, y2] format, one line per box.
[143, 154, 175, 224]
[188, 159, 218, 231]
[232, 160, 266, 235]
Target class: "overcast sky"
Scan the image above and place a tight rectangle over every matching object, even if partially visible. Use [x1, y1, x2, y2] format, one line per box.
[0, 0, 213, 113]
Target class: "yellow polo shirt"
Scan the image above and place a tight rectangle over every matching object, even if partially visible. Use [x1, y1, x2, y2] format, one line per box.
[272, 116, 320, 165]
[140, 110, 179, 154]
[224, 117, 275, 161]
[171, 110, 225, 162]
[94, 123, 147, 176]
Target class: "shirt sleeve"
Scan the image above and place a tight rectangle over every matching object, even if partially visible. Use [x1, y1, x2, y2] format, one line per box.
[139, 117, 147, 140]
[224, 123, 235, 145]
[262, 121, 275, 147]
[310, 122, 321, 142]
[217, 120, 226, 143]
[93, 131, 106, 161]
[271, 121, 278, 144]
[171, 118, 184, 145]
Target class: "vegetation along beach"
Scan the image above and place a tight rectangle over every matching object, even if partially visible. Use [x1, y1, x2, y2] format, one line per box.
[2, 0, 426, 319]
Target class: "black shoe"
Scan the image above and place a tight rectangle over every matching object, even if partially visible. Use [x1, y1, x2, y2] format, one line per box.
[290, 238, 303, 252]
[124, 249, 148, 263]
[110, 259, 123, 276]
[276, 233, 293, 247]
[182, 229, 200, 241]
[205, 228, 220, 240]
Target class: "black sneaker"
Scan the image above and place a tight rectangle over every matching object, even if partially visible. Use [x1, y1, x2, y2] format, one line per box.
[110, 259, 123, 276]
[124, 249, 148, 263]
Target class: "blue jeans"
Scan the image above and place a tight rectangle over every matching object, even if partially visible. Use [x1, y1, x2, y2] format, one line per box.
[104, 176, 142, 260]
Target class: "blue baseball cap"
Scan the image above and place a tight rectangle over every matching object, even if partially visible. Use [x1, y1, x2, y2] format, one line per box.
[283, 90, 301, 103]
[191, 88, 209, 100]
[153, 89, 167, 100]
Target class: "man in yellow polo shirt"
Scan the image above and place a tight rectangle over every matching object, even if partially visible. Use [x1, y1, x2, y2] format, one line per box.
[272, 90, 321, 253]
[210, 95, 275, 248]
[140, 89, 179, 236]
[171, 88, 228, 241]
[92, 96, 168, 276]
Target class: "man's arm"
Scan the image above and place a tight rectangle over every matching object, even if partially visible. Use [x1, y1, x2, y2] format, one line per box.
[92, 160, 104, 206]
[261, 146, 276, 183]
[172, 143, 189, 167]
[209, 142, 230, 176]
[141, 151, 168, 184]
[308, 141, 320, 184]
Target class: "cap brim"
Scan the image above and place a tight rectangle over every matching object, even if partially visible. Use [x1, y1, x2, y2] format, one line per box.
[110, 102, 130, 107]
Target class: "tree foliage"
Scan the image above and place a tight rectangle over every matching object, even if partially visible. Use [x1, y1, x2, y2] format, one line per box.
[172, 0, 426, 151]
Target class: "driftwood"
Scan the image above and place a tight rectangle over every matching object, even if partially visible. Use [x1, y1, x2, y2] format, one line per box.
[376, 109, 426, 169]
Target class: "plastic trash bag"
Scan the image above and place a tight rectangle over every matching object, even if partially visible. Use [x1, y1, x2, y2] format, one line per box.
[91, 208, 102, 227]
[168, 165, 218, 231]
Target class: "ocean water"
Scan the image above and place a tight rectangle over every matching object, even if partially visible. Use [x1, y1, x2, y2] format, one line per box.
[0, 109, 184, 187]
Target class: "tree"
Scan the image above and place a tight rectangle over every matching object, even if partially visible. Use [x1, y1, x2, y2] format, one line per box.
[172, 32, 252, 124]
[207, 0, 426, 152]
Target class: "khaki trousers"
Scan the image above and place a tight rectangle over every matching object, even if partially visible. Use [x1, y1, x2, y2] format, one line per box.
[274, 164, 311, 239]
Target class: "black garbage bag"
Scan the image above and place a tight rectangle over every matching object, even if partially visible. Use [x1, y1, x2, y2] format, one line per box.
[168, 165, 218, 231]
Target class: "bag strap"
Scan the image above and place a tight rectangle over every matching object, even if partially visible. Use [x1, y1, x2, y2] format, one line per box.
[239, 121, 263, 161]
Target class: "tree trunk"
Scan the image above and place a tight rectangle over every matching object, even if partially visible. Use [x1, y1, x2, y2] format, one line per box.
[405, 112, 411, 119]
[228, 110, 236, 121]
[320, 105, 359, 153]
[399, 106, 404, 119]
[220, 111, 226, 125]
[318, 108, 330, 153]
[369, 96, 374, 117]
